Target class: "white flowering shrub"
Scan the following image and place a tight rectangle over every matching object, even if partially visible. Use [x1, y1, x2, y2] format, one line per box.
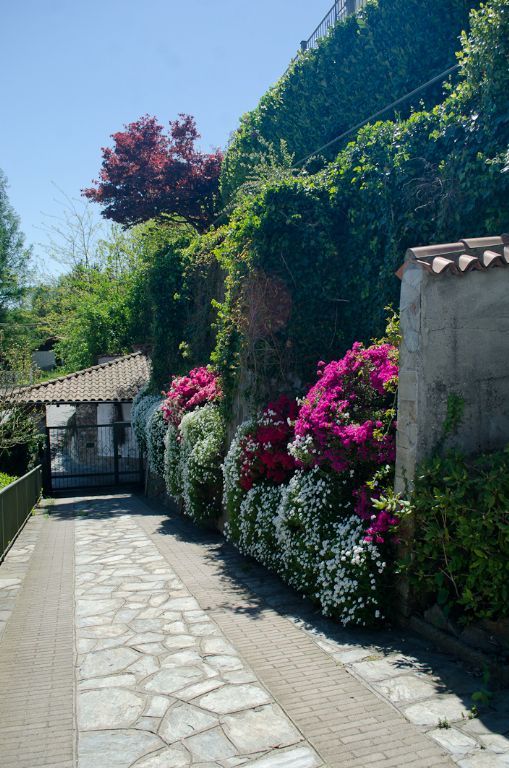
[132, 387, 162, 453]
[274, 468, 343, 595]
[223, 440, 387, 625]
[146, 405, 167, 479]
[317, 516, 387, 625]
[226, 483, 283, 572]
[222, 419, 256, 519]
[164, 422, 182, 498]
[179, 403, 225, 522]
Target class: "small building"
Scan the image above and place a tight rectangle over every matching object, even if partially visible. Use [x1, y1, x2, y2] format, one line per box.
[15, 352, 151, 490]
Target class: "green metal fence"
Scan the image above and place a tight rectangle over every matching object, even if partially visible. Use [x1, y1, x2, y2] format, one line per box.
[0, 465, 42, 561]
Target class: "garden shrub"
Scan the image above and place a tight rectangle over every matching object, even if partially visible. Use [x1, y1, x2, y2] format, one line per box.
[164, 423, 182, 498]
[223, 336, 399, 625]
[0, 472, 16, 490]
[161, 367, 225, 521]
[162, 366, 222, 426]
[146, 405, 167, 479]
[405, 449, 509, 623]
[131, 386, 162, 453]
[179, 404, 225, 522]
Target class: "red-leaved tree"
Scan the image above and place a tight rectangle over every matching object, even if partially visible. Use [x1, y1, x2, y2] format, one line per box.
[83, 114, 223, 231]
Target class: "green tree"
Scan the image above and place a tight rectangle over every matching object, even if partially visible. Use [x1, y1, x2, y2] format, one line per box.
[0, 170, 32, 356]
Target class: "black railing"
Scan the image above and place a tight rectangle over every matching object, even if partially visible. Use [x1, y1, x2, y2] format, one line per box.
[301, 0, 366, 52]
[0, 465, 42, 560]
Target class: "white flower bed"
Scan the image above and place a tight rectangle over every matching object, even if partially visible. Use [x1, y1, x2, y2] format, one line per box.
[165, 403, 225, 522]
[146, 405, 167, 479]
[223, 428, 386, 626]
[164, 422, 182, 498]
[132, 386, 162, 453]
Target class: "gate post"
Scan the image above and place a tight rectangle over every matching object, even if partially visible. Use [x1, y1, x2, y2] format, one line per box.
[42, 427, 52, 495]
[113, 423, 120, 485]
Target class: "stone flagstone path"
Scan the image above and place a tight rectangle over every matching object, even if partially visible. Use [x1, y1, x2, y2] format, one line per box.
[75, 509, 320, 768]
[1, 492, 509, 767]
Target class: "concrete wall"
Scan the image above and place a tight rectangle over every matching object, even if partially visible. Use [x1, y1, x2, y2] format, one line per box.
[395, 264, 509, 493]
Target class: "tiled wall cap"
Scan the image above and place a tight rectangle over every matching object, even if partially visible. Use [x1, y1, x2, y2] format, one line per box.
[398, 235, 509, 279]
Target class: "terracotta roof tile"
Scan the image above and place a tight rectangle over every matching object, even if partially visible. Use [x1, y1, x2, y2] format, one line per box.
[13, 352, 151, 404]
[398, 234, 509, 278]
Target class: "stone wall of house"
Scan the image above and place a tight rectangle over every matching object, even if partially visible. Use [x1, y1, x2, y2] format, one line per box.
[395, 264, 509, 493]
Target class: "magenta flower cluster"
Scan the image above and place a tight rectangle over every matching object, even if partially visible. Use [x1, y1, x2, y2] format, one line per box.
[294, 342, 398, 472]
[292, 342, 399, 541]
[162, 366, 222, 426]
[354, 484, 399, 544]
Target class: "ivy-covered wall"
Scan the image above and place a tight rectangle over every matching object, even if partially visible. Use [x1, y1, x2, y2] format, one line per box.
[220, 0, 480, 201]
[209, 0, 509, 416]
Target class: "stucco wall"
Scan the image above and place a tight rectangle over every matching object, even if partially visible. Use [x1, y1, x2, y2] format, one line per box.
[395, 264, 509, 493]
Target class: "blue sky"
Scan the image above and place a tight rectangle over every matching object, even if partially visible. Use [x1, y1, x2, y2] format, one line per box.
[0, 0, 327, 276]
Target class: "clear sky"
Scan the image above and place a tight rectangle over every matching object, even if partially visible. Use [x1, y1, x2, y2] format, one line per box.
[0, 0, 328, 276]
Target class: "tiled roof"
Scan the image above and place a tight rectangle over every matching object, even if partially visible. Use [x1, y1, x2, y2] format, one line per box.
[398, 234, 509, 278]
[13, 352, 151, 405]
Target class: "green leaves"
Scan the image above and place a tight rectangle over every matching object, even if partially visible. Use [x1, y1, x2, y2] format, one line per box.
[406, 449, 509, 622]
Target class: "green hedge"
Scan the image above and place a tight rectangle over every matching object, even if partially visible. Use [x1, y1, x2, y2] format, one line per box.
[406, 450, 509, 622]
[221, 0, 479, 201]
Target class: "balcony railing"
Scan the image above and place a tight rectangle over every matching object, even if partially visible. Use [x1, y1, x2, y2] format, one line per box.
[301, 0, 367, 52]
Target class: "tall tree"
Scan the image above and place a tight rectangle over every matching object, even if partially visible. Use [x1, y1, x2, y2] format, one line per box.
[0, 170, 31, 325]
[83, 115, 223, 232]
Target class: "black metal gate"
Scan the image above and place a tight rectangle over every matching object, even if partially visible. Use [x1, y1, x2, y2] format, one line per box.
[44, 422, 144, 492]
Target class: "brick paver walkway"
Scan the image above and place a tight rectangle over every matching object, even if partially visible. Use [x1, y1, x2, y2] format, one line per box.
[0, 511, 75, 768]
[0, 492, 508, 767]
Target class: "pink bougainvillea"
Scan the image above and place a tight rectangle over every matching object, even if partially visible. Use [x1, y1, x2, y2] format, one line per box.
[162, 367, 222, 426]
[292, 342, 398, 473]
[239, 395, 298, 491]
[354, 484, 399, 544]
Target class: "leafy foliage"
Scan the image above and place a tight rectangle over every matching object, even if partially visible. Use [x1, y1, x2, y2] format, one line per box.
[405, 450, 509, 622]
[0, 472, 16, 490]
[221, 0, 479, 200]
[83, 115, 222, 231]
[210, 0, 509, 411]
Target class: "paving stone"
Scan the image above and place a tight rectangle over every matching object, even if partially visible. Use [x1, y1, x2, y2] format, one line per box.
[145, 666, 204, 694]
[480, 734, 509, 754]
[78, 688, 145, 729]
[403, 695, 471, 726]
[244, 746, 322, 767]
[79, 729, 163, 768]
[428, 727, 479, 756]
[222, 705, 302, 752]
[198, 684, 270, 714]
[145, 695, 173, 717]
[351, 655, 409, 682]
[162, 649, 203, 667]
[133, 745, 191, 767]
[80, 647, 139, 678]
[206, 655, 244, 672]
[374, 674, 440, 703]
[177, 677, 225, 700]
[77, 598, 124, 617]
[184, 727, 236, 761]
[202, 637, 237, 655]
[458, 754, 509, 768]
[164, 634, 198, 650]
[159, 702, 218, 742]
[129, 655, 160, 679]
[79, 673, 137, 690]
